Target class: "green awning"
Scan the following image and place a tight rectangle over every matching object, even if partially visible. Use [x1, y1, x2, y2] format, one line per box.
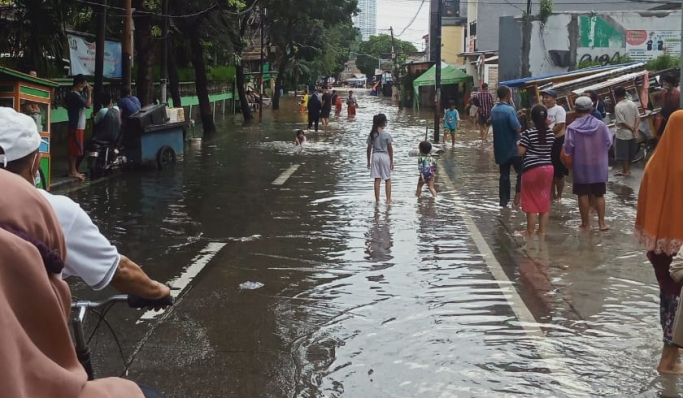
[413, 62, 473, 88]
[0, 67, 59, 87]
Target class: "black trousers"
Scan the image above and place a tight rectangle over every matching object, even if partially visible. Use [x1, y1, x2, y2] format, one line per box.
[499, 156, 523, 207]
[308, 113, 320, 131]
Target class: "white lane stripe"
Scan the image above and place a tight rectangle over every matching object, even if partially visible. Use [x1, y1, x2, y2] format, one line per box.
[272, 164, 300, 186]
[438, 160, 591, 395]
[137, 242, 226, 322]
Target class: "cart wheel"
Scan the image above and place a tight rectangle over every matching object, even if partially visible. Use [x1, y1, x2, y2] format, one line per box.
[157, 146, 176, 170]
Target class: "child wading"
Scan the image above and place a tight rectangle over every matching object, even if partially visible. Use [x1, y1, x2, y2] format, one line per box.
[295, 129, 306, 145]
[416, 141, 437, 197]
[366, 114, 393, 202]
[444, 100, 460, 148]
[517, 104, 555, 236]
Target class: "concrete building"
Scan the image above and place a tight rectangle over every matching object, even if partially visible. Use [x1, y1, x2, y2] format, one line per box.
[498, 11, 682, 81]
[428, 0, 467, 65]
[467, 0, 655, 52]
[354, 0, 377, 40]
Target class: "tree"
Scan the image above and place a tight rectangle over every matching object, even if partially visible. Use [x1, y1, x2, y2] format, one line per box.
[133, 0, 155, 106]
[356, 34, 417, 79]
[263, 0, 358, 110]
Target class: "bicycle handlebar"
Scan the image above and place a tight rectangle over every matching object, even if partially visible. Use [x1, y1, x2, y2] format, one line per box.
[71, 294, 174, 313]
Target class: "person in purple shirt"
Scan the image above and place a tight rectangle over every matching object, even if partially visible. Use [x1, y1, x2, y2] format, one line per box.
[117, 87, 141, 119]
[562, 96, 614, 231]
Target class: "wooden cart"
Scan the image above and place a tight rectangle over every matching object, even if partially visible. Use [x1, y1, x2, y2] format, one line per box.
[0, 67, 59, 189]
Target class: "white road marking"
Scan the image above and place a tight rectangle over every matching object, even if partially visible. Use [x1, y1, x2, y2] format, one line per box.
[137, 242, 226, 322]
[272, 164, 300, 186]
[438, 160, 591, 395]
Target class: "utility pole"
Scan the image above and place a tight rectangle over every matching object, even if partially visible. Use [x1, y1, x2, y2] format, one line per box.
[389, 26, 402, 108]
[433, 0, 443, 143]
[160, 0, 169, 104]
[122, 0, 132, 91]
[259, 7, 265, 122]
[526, 0, 532, 15]
[94, 0, 106, 112]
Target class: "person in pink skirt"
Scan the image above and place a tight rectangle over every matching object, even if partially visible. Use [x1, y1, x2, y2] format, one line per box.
[517, 104, 555, 236]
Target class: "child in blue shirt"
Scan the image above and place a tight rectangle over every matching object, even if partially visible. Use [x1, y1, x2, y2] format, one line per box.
[444, 100, 460, 148]
[416, 141, 437, 198]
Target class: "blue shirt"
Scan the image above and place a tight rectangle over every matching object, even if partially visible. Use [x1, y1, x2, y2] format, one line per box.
[117, 95, 141, 119]
[444, 109, 459, 130]
[591, 109, 603, 121]
[491, 102, 522, 165]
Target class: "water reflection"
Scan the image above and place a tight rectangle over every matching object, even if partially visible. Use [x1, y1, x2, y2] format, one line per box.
[364, 205, 393, 264]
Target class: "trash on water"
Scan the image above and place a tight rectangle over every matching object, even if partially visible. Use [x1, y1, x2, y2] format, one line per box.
[239, 281, 264, 290]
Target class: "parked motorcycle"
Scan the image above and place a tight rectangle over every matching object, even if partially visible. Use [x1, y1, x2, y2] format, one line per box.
[85, 140, 127, 180]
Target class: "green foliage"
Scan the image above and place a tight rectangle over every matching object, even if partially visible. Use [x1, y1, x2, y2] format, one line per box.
[356, 34, 419, 78]
[645, 53, 680, 71]
[539, 0, 552, 23]
[208, 65, 236, 82]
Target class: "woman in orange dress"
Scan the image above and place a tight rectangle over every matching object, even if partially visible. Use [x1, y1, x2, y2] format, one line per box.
[346, 91, 357, 118]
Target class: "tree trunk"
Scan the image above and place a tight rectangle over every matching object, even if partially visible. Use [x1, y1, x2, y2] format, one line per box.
[272, 58, 289, 110]
[133, 0, 155, 106]
[189, 35, 215, 134]
[168, 37, 182, 108]
[235, 63, 253, 121]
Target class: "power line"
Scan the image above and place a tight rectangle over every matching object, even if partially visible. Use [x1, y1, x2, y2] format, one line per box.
[396, 0, 426, 38]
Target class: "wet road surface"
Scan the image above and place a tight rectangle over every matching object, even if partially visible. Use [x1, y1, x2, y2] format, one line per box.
[62, 93, 680, 397]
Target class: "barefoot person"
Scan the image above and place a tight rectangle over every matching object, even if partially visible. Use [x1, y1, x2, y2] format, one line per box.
[416, 141, 437, 198]
[541, 89, 568, 200]
[614, 87, 640, 177]
[491, 85, 523, 208]
[366, 114, 393, 202]
[562, 96, 613, 231]
[64, 74, 92, 181]
[517, 105, 555, 236]
[347, 91, 358, 118]
[635, 110, 683, 374]
[443, 100, 460, 148]
[472, 83, 493, 143]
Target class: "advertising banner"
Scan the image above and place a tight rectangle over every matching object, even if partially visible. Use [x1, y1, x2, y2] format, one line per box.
[67, 34, 122, 78]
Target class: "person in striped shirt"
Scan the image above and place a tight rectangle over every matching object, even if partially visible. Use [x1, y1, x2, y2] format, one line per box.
[517, 104, 555, 236]
[473, 83, 494, 143]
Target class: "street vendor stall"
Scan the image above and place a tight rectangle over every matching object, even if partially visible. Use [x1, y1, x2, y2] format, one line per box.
[413, 62, 473, 109]
[0, 67, 58, 189]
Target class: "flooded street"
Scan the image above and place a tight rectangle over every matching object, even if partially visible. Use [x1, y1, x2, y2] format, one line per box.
[63, 93, 679, 397]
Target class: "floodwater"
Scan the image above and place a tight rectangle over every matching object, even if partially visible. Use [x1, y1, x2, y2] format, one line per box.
[64, 92, 680, 397]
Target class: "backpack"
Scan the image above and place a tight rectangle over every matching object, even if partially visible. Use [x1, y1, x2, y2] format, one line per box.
[471, 94, 481, 108]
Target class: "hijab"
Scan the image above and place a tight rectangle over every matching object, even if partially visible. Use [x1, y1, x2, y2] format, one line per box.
[635, 110, 683, 255]
[0, 170, 144, 398]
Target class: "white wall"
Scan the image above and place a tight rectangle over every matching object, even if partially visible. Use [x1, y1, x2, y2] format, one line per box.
[523, 11, 682, 76]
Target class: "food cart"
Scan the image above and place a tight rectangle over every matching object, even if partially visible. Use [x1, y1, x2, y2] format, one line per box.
[0, 67, 58, 189]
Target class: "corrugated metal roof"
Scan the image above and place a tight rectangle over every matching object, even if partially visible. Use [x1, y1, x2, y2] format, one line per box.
[550, 62, 646, 91]
[499, 64, 635, 88]
[571, 71, 649, 95]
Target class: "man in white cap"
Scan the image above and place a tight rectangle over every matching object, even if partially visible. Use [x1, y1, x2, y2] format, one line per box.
[0, 107, 170, 299]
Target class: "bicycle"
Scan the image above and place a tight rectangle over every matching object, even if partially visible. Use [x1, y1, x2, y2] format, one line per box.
[71, 294, 174, 381]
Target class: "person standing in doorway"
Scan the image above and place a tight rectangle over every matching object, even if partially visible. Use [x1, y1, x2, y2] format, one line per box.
[64, 74, 92, 181]
[307, 90, 322, 132]
[366, 114, 393, 202]
[491, 85, 523, 208]
[614, 87, 640, 177]
[517, 104, 555, 236]
[562, 96, 613, 231]
[635, 110, 683, 374]
[347, 91, 358, 118]
[473, 83, 494, 143]
[320, 87, 332, 127]
[541, 89, 568, 200]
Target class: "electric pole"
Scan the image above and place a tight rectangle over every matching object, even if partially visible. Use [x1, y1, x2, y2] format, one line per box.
[433, 0, 443, 143]
[526, 0, 531, 15]
[390, 26, 402, 108]
[259, 7, 265, 122]
[160, 0, 168, 104]
[122, 0, 133, 91]
[94, 0, 106, 112]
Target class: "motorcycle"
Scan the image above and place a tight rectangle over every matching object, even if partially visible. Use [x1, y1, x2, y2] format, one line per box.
[85, 139, 127, 180]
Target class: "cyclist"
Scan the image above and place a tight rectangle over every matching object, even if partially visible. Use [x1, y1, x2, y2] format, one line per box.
[0, 107, 170, 302]
[0, 168, 164, 397]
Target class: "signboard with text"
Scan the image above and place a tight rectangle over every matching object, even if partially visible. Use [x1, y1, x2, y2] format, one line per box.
[67, 34, 122, 78]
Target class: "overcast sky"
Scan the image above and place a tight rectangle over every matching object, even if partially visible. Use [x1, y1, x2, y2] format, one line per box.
[375, 0, 430, 50]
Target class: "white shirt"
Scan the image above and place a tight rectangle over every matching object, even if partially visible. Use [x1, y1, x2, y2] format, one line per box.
[546, 104, 567, 136]
[38, 190, 120, 290]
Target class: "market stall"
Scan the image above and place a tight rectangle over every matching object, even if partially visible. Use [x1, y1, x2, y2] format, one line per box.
[0, 67, 58, 189]
[413, 62, 473, 109]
